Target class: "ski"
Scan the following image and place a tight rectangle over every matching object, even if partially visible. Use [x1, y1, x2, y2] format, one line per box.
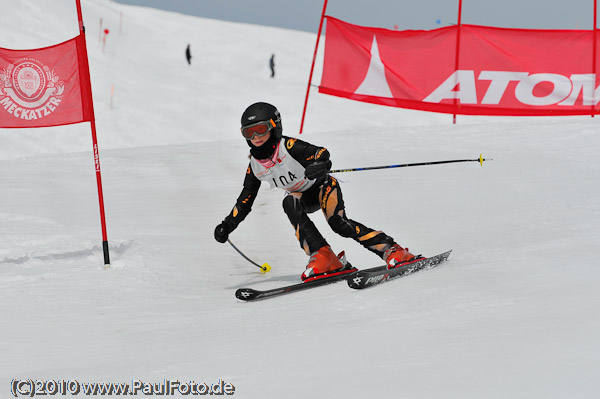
[347, 250, 452, 289]
[235, 267, 357, 301]
[235, 250, 452, 300]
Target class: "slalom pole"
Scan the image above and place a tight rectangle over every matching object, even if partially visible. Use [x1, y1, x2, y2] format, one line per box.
[453, 0, 463, 125]
[329, 154, 490, 174]
[299, 0, 329, 134]
[76, 0, 111, 268]
[227, 239, 271, 273]
[592, 0, 597, 117]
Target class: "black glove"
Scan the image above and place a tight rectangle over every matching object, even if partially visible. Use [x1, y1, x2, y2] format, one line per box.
[304, 161, 330, 180]
[214, 222, 232, 243]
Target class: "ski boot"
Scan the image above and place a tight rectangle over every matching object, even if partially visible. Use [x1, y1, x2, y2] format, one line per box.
[384, 244, 420, 269]
[301, 245, 347, 281]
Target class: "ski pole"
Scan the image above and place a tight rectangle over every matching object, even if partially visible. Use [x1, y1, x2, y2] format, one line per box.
[329, 154, 490, 174]
[227, 239, 271, 273]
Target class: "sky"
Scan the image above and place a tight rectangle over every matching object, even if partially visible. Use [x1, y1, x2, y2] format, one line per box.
[113, 0, 598, 32]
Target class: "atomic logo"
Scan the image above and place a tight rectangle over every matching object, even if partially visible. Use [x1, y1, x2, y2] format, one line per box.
[352, 276, 363, 286]
[354, 35, 393, 98]
[0, 57, 65, 121]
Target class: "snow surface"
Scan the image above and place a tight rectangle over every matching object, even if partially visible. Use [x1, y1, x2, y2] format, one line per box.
[1, 1, 599, 398]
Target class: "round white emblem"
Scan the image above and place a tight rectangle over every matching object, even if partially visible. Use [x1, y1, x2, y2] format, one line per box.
[0, 57, 65, 122]
[13, 61, 47, 100]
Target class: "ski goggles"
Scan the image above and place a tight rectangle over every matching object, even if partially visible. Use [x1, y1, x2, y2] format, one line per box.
[240, 119, 276, 140]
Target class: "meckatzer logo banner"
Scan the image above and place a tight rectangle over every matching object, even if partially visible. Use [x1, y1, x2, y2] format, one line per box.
[0, 35, 93, 128]
[320, 17, 600, 116]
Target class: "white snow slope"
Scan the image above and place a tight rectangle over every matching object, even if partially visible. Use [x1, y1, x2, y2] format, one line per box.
[1, 1, 599, 398]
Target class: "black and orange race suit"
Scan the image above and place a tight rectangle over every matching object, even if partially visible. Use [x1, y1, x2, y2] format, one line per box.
[221, 136, 396, 257]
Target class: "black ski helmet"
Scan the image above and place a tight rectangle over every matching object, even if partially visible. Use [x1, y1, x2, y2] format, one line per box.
[241, 102, 283, 159]
[241, 102, 283, 140]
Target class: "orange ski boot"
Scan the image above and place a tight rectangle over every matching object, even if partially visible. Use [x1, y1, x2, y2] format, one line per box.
[384, 244, 418, 269]
[301, 245, 345, 281]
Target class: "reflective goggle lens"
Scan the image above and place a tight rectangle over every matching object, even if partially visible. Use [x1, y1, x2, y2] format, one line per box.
[241, 119, 275, 140]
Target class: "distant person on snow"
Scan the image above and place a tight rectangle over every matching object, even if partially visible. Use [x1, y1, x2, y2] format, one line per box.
[269, 53, 275, 78]
[185, 44, 192, 65]
[214, 102, 418, 281]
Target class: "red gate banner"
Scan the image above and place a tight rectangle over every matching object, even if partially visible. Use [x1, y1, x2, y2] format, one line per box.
[0, 34, 94, 128]
[320, 17, 600, 116]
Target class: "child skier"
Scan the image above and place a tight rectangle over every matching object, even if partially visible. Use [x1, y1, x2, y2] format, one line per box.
[214, 102, 417, 281]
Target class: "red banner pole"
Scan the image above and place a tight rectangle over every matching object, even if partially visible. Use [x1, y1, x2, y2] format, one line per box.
[593, 0, 597, 117]
[453, 0, 463, 124]
[75, 0, 111, 267]
[299, 0, 328, 134]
